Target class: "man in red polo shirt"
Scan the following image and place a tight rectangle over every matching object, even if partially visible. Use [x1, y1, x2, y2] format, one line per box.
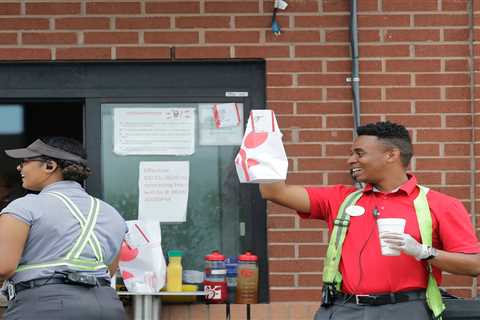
[260, 121, 480, 320]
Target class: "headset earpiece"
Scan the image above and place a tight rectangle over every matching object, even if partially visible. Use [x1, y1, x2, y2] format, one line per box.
[46, 163, 53, 170]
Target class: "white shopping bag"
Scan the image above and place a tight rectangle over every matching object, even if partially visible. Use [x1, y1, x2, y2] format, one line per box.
[118, 220, 166, 293]
[235, 109, 288, 183]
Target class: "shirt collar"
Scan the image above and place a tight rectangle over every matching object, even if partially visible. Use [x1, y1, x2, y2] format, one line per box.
[40, 180, 84, 193]
[363, 174, 417, 195]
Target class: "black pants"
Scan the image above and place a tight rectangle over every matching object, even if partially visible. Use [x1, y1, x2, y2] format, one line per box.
[314, 295, 432, 320]
[5, 283, 126, 320]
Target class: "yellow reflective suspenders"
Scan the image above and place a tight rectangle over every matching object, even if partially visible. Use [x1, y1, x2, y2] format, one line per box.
[322, 186, 445, 319]
[16, 192, 107, 273]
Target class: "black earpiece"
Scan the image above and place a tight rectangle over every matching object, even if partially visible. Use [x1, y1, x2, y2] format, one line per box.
[46, 163, 53, 170]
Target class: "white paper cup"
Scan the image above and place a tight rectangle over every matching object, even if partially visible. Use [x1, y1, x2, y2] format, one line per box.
[377, 218, 406, 256]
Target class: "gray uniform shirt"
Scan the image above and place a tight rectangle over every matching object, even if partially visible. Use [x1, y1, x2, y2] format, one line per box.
[1, 180, 127, 283]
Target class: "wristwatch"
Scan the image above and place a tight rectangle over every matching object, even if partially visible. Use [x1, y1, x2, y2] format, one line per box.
[422, 246, 438, 261]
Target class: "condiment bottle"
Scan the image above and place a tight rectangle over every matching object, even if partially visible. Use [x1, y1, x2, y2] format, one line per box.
[204, 250, 228, 303]
[166, 250, 183, 292]
[236, 251, 258, 304]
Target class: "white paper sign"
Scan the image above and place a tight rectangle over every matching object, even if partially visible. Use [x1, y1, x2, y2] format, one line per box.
[198, 103, 243, 145]
[138, 161, 189, 222]
[114, 108, 195, 155]
[213, 103, 241, 128]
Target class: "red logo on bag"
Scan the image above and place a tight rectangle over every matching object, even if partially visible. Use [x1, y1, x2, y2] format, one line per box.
[119, 241, 139, 262]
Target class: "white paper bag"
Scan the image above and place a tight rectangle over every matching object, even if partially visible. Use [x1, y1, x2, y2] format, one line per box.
[235, 109, 288, 183]
[118, 220, 166, 293]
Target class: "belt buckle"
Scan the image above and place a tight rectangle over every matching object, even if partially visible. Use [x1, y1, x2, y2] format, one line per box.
[355, 294, 371, 305]
[7, 283, 15, 301]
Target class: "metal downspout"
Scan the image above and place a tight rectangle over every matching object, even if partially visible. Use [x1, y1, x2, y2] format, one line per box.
[349, 0, 361, 132]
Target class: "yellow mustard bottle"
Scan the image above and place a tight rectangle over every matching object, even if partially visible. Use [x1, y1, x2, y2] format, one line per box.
[166, 250, 183, 292]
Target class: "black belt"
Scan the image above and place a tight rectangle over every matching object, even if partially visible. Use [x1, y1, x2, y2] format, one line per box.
[14, 276, 111, 294]
[339, 290, 426, 306]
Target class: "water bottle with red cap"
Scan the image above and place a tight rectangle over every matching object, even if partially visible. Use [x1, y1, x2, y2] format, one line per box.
[203, 250, 228, 303]
[236, 251, 259, 304]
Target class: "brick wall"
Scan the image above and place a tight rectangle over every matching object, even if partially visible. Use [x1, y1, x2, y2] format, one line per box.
[0, 0, 478, 305]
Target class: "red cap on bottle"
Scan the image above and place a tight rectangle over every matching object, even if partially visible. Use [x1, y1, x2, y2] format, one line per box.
[205, 250, 225, 261]
[238, 251, 258, 261]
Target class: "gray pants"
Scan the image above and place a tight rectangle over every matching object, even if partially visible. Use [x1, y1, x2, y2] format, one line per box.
[4, 283, 126, 320]
[314, 296, 432, 320]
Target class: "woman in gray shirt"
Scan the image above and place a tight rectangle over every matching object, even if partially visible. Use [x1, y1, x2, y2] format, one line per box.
[0, 137, 127, 320]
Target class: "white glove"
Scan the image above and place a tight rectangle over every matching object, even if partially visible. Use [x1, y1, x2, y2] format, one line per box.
[380, 232, 430, 260]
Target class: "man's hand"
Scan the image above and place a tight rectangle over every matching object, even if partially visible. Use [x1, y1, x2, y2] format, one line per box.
[380, 232, 430, 260]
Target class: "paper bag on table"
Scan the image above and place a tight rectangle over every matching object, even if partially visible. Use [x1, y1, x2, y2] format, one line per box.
[235, 109, 288, 183]
[118, 220, 166, 293]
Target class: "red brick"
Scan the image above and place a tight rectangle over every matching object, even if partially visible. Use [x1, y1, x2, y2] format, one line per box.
[0, 18, 49, 30]
[294, 15, 349, 28]
[278, 116, 324, 129]
[360, 45, 410, 57]
[388, 115, 441, 127]
[386, 87, 440, 100]
[22, 32, 77, 45]
[269, 259, 323, 272]
[298, 74, 349, 86]
[442, 0, 468, 11]
[413, 143, 440, 156]
[86, 2, 141, 14]
[0, 48, 50, 60]
[26, 2, 80, 15]
[0, 33, 17, 44]
[450, 289, 473, 299]
[235, 45, 290, 58]
[206, 31, 259, 43]
[205, 1, 259, 13]
[415, 14, 469, 26]
[384, 29, 440, 42]
[284, 144, 322, 157]
[116, 17, 170, 29]
[386, 59, 441, 72]
[268, 101, 294, 114]
[416, 44, 469, 57]
[269, 274, 294, 287]
[445, 59, 469, 72]
[298, 244, 327, 258]
[176, 46, 230, 58]
[286, 173, 324, 185]
[145, 31, 198, 44]
[266, 30, 321, 43]
[446, 115, 472, 128]
[268, 60, 323, 73]
[325, 30, 380, 43]
[57, 47, 111, 60]
[297, 102, 352, 115]
[296, 45, 349, 58]
[55, 17, 110, 30]
[176, 16, 230, 28]
[269, 88, 323, 101]
[434, 186, 470, 199]
[362, 74, 411, 86]
[235, 15, 289, 28]
[268, 216, 295, 229]
[327, 172, 357, 185]
[268, 74, 293, 86]
[416, 100, 470, 113]
[269, 231, 323, 243]
[323, 0, 379, 12]
[358, 14, 410, 27]
[298, 274, 323, 287]
[446, 87, 470, 99]
[298, 158, 347, 171]
[270, 289, 322, 301]
[444, 28, 470, 41]
[299, 130, 353, 143]
[417, 129, 471, 142]
[299, 219, 326, 229]
[413, 172, 442, 184]
[416, 158, 471, 170]
[442, 274, 474, 286]
[326, 116, 354, 128]
[268, 202, 296, 215]
[383, 0, 438, 11]
[84, 32, 138, 44]
[325, 144, 351, 156]
[146, 1, 200, 14]
[362, 101, 412, 114]
[327, 87, 381, 100]
[116, 47, 169, 59]
[326, 60, 382, 72]
[446, 171, 471, 184]
[265, 0, 318, 12]
[416, 73, 470, 86]
[268, 244, 295, 258]
[445, 143, 471, 156]
[0, 3, 21, 15]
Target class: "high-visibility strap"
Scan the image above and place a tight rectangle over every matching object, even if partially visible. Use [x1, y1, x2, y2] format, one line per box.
[323, 190, 363, 289]
[414, 185, 445, 319]
[48, 192, 103, 261]
[16, 192, 105, 273]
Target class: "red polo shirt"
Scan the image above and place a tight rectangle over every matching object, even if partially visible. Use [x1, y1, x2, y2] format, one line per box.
[300, 175, 480, 294]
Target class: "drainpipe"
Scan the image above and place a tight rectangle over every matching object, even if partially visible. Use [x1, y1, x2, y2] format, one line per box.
[349, 0, 361, 132]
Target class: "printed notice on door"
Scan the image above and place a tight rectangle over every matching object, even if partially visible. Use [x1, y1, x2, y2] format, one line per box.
[114, 108, 195, 155]
[138, 161, 189, 222]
